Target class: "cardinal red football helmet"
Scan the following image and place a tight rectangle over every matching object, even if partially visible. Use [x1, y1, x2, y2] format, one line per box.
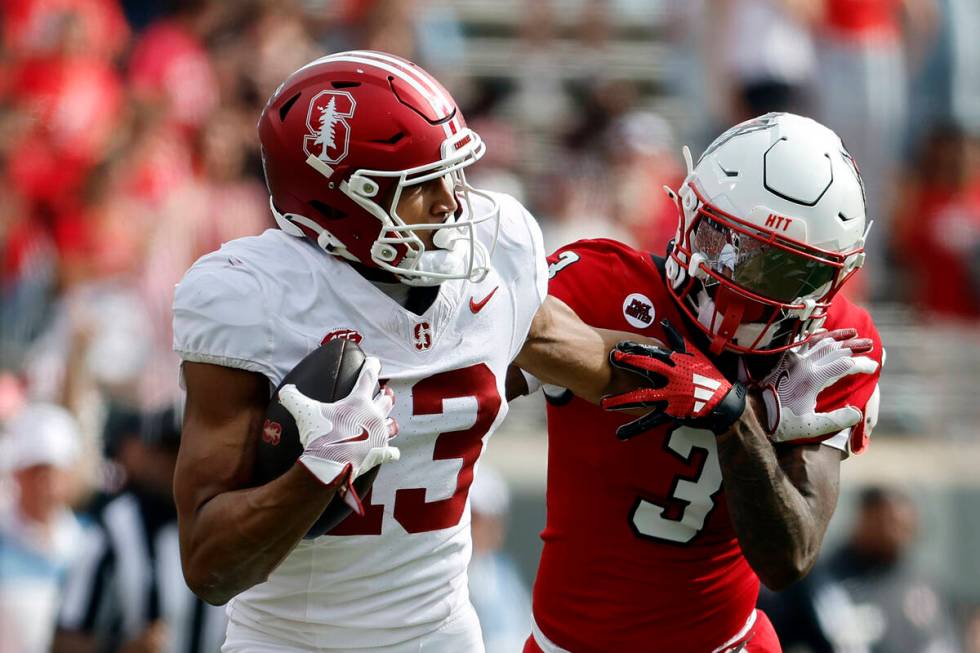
[258, 50, 497, 285]
[664, 113, 869, 355]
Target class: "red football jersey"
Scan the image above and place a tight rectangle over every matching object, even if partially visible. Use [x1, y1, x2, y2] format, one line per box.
[532, 239, 883, 653]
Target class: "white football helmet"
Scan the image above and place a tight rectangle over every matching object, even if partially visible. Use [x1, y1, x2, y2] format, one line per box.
[664, 113, 869, 355]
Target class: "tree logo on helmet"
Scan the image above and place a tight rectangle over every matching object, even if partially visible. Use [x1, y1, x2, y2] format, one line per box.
[304, 90, 356, 165]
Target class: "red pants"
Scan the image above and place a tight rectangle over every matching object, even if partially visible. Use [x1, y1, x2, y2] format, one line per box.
[523, 610, 782, 653]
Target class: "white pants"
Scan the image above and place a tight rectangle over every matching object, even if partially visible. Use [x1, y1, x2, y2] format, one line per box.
[221, 603, 485, 653]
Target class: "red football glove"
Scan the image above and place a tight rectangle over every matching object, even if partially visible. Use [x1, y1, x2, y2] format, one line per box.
[601, 320, 746, 439]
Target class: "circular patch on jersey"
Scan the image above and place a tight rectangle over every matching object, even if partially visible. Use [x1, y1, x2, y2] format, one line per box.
[622, 293, 656, 329]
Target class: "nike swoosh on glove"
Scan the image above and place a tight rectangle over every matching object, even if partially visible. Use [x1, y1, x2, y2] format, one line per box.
[278, 357, 399, 515]
[759, 328, 878, 444]
[601, 320, 746, 439]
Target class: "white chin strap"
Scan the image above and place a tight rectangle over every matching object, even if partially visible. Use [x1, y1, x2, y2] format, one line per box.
[400, 226, 490, 287]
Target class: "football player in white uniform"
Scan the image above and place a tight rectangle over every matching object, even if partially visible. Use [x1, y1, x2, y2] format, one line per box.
[172, 51, 638, 652]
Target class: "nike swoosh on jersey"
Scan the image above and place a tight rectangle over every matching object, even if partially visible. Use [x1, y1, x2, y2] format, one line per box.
[469, 287, 499, 313]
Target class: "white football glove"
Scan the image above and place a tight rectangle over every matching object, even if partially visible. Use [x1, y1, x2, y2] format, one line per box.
[278, 357, 399, 515]
[759, 329, 878, 443]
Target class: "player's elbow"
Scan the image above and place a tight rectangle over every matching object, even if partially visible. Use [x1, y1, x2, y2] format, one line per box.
[183, 564, 237, 606]
[181, 544, 253, 606]
[755, 549, 818, 591]
[757, 566, 807, 592]
[197, 589, 235, 607]
[744, 528, 823, 590]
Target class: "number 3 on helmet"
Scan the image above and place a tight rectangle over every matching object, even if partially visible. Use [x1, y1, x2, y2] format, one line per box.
[664, 112, 870, 355]
[258, 50, 498, 286]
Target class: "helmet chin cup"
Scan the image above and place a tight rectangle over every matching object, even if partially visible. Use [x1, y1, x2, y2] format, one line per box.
[398, 235, 490, 287]
[432, 223, 456, 250]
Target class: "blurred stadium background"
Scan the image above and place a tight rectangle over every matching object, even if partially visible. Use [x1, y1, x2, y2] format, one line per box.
[1, 0, 978, 651]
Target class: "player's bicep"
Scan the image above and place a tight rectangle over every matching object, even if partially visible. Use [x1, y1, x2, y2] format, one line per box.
[175, 362, 269, 517]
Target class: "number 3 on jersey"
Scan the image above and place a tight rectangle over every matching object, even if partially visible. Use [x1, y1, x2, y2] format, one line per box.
[548, 251, 580, 279]
[332, 364, 501, 536]
[630, 427, 723, 544]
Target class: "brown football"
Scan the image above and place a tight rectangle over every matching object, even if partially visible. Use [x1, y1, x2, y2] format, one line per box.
[255, 338, 379, 538]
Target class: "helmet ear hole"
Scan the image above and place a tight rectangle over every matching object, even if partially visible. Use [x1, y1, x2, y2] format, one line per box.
[309, 201, 346, 220]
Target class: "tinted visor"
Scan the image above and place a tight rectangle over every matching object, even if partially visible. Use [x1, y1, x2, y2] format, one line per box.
[691, 213, 839, 303]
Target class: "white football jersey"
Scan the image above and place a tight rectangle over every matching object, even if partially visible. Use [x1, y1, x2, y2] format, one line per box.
[173, 191, 546, 650]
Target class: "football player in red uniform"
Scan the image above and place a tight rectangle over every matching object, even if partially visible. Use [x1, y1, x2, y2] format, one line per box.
[518, 113, 883, 653]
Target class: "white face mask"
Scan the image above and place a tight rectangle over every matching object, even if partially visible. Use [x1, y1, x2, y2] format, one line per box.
[404, 226, 491, 287]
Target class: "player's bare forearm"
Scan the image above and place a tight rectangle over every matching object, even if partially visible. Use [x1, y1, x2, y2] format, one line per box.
[515, 296, 662, 404]
[715, 394, 841, 590]
[178, 465, 338, 605]
[175, 362, 339, 605]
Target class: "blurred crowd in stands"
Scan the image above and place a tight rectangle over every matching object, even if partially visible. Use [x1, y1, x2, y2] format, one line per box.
[1, 0, 979, 651]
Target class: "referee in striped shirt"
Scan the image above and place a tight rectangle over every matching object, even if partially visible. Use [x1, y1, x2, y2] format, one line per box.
[53, 406, 226, 653]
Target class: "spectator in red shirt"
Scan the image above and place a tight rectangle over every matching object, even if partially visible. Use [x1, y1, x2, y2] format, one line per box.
[126, 0, 218, 132]
[2, 0, 129, 61]
[894, 124, 980, 319]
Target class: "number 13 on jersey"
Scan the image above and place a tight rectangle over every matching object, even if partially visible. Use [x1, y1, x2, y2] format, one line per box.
[332, 364, 501, 536]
